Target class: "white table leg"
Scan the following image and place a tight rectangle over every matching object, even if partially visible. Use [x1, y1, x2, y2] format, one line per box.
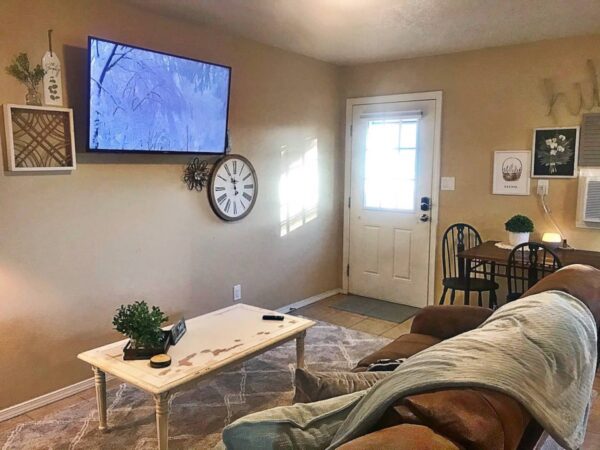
[154, 392, 170, 450]
[296, 331, 306, 369]
[92, 367, 107, 431]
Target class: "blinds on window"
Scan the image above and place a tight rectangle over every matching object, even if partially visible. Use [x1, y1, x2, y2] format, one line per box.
[579, 113, 600, 167]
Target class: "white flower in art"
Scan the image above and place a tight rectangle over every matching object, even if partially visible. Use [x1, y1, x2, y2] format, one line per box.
[550, 149, 557, 155]
[557, 146, 564, 152]
[545, 139, 553, 146]
[559, 134, 566, 140]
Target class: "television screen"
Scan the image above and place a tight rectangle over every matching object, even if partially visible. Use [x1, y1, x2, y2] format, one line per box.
[88, 37, 231, 154]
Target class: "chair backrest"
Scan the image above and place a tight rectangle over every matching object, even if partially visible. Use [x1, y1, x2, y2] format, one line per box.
[507, 242, 562, 300]
[441, 223, 482, 279]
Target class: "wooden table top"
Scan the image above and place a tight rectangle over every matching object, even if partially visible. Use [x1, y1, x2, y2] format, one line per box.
[78, 304, 315, 394]
[458, 240, 600, 269]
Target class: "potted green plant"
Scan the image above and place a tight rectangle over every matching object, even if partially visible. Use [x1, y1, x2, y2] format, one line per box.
[5, 53, 46, 105]
[113, 301, 170, 360]
[505, 214, 534, 247]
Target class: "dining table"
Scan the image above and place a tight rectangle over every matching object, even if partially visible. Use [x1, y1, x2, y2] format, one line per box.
[456, 240, 600, 306]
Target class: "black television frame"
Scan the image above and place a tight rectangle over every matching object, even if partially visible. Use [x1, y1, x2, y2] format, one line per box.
[86, 36, 232, 155]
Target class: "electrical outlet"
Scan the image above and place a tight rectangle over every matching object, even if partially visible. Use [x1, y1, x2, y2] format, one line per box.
[233, 284, 242, 302]
[537, 180, 549, 196]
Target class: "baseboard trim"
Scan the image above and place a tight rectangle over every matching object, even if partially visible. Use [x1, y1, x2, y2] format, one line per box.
[0, 288, 341, 422]
[0, 374, 113, 422]
[276, 288, 342, 314]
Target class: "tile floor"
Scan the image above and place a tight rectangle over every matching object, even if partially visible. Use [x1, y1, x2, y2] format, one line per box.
[2, 294, 599, 449]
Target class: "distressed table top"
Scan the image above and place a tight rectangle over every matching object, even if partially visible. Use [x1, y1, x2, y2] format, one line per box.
[78, 304, 315, 394]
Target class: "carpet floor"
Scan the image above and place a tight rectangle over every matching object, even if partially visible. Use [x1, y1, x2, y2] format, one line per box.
[0, 320, 389, 450]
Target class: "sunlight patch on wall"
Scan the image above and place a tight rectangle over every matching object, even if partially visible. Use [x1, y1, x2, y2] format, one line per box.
[279, 139, 319, 237]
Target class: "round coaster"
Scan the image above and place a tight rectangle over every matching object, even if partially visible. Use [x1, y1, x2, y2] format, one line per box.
[150, 354, 171, 369]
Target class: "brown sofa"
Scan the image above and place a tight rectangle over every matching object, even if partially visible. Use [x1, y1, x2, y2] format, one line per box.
[339, 264, 600, 450]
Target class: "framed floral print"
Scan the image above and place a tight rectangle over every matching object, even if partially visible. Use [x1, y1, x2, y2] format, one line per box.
[531, 127, 579, 178]
[493, 150, 531, 195]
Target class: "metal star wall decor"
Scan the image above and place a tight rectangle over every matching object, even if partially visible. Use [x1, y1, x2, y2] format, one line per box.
[183, 157, 210, 191]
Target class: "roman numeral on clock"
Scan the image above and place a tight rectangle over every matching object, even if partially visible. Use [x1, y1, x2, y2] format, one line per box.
[217, 193, 227, 204]
[233, 202, 238, 216]
[233, 160, 237, 174]
[244, 184, 254, 190]
[224, 164, 231, 177]
[243, 192, 252, 202]
[215, 186, 225, 191]
[224, 199, 231, 213]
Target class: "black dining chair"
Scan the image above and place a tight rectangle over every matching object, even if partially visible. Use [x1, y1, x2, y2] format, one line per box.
[440, 223, 498, 308]
[506, 242, 562, 302]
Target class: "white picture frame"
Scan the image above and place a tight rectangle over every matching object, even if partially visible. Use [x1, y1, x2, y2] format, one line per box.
[531, 126, 579, 178]
[3, 103, 76, 172]
[493, 150, 531, 195]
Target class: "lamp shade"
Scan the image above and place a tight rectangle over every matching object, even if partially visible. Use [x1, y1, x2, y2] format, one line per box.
[542, 232, 561, 248]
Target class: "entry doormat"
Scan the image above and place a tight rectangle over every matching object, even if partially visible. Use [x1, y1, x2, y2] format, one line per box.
[332, 294, 420, 323]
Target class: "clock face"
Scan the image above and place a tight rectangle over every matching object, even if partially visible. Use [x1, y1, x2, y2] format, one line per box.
[208, 155, 258, 221]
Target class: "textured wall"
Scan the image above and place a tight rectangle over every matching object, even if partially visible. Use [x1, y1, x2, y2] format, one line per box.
[0, 0, 342, 408]
[341, 34, 600, 301]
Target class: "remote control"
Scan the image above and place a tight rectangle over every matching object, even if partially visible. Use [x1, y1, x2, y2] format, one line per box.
[262, 314, 284, 321]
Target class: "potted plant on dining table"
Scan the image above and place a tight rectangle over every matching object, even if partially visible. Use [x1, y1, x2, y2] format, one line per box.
[505, 214, 534, 247]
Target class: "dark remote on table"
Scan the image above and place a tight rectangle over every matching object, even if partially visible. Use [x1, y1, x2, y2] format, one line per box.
[262, 314, 284, 321]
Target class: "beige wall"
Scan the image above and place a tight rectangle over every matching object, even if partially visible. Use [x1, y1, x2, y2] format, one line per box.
[341, 34, 600, 302]
[0, 0, 342, 409]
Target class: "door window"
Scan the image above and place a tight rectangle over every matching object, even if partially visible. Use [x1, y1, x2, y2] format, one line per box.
[364, 119, 418, 211]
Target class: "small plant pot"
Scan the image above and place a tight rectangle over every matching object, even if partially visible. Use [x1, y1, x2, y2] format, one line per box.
[122, 330, 171, 360]
[508, 231, 530, 247]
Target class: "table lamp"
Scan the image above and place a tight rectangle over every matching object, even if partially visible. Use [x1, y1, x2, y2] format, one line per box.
[542, 232, 562, 249]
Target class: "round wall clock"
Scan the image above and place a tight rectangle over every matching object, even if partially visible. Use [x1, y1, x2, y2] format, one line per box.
[208, 154, 258, 221]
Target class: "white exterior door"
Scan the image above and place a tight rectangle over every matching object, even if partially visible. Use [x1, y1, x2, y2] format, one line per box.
[347, 98, 438, 307]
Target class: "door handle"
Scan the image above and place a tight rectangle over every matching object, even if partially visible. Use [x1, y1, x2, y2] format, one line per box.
[420, 197, 431, 211]
[419, 214, 430, 222]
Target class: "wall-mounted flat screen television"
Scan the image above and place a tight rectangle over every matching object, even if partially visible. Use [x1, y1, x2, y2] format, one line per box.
[88, 36, 231, 154]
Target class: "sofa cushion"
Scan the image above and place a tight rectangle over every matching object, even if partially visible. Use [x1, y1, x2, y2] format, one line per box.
[221, 391, 364, 450]
[293, 368, 390, 403]
[402, 388, 531, 450]
[410, 306, 493, 340]
[336, 424, 462, 450]
[353, 333, 441, 371]
[522, 264, 600, 325]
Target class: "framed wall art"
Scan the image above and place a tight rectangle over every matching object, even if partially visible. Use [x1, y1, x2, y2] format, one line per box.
[3, 104, 76, 172]
[531, 126, 579, 178]
[493, 150, 531, 195]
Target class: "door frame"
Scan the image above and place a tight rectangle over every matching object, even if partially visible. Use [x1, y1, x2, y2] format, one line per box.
[342, 91, 443, 307]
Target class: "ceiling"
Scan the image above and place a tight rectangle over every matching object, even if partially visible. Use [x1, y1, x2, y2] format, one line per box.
[129, 0, 600, 65]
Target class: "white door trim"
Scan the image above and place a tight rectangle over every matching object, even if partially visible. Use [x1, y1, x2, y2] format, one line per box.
[342, 91, 443, 307]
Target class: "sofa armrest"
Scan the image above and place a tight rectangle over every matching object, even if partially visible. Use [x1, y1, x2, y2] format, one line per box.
[336, 424, 461, 450]
[410, 306, 493, 341]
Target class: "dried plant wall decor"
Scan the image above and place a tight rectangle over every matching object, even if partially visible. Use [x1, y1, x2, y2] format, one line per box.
[544, 59, 600, 116]
[3, 104, 76, 172]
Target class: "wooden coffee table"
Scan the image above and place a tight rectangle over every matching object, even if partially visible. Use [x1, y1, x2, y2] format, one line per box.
[78, 304, 315, 450]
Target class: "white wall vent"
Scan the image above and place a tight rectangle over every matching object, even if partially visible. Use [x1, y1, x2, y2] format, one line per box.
[584, 179, 600, 222]
[576, 170, 600, 229]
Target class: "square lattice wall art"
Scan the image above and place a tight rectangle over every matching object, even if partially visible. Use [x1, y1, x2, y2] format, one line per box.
[3, 104, 76, 172]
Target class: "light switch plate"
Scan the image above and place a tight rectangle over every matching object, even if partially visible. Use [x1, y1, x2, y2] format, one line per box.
[441, 177, 455, 191]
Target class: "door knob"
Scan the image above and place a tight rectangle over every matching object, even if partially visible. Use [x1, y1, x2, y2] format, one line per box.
[419, 214, 430, 222]
[420, 197, 431, 212]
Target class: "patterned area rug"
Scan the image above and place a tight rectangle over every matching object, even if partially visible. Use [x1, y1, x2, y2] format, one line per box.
[0, 320, 389, 449]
